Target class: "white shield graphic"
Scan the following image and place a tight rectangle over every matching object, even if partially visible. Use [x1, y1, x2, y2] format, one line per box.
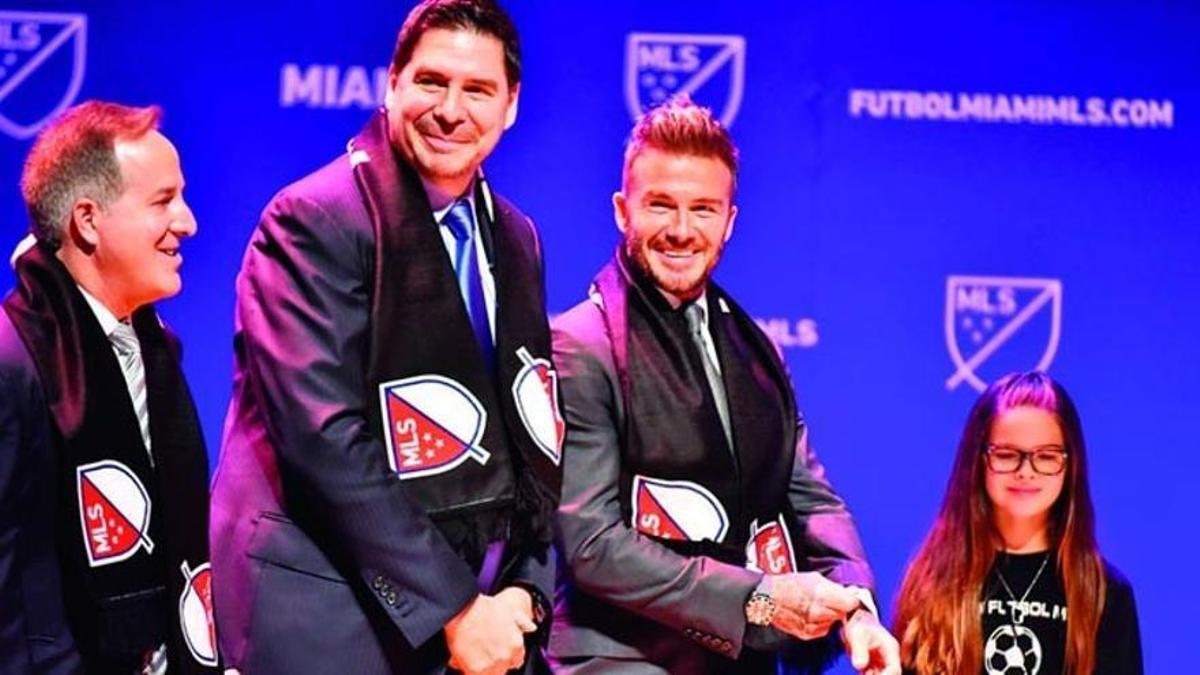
[625, 32, 746, 128]
[0, 11, 87, 140]
[178, 561, 218, 667]
[945, 275, 1063, 392]
[511, 347, 564, 466]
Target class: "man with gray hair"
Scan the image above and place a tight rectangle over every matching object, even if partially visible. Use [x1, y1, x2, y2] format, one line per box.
[0, 100, 217, 674]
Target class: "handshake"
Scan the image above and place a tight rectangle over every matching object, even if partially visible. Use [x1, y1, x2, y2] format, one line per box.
[749, 572, 901, 675]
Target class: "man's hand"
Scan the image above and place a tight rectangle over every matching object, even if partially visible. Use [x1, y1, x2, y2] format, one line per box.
[840, 607, 901, 675]
[766, 572, 862, 639]
[445, 593, 532, 675]
[494, 586, 538, 632]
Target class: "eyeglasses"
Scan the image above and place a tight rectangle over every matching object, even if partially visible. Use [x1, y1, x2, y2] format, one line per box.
[984, 444, 1068, 476]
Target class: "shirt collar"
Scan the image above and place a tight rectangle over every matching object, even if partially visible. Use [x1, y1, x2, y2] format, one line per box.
[76, 285, 122, 337]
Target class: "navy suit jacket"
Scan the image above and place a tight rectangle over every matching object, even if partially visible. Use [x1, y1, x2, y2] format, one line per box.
[0, 309, 84, 674]
[209, 152, 553, 674]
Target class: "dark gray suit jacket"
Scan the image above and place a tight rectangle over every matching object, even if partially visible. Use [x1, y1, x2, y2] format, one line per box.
[547, 297, 874, 674]
[0, 309, 85, 674]
[209, 153, 552, 674]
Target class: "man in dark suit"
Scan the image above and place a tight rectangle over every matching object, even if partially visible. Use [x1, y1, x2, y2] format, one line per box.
[0, 101, 217, 674]
[547, 97, 901, 674]
[209, 1, 562, 674]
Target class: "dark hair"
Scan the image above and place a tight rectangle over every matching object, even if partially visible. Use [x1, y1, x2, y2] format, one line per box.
[622, 94, 739, 193]
[894, 371, 1106, 674]
[390, 0, 521, 87]
[21, 100, 162, 249]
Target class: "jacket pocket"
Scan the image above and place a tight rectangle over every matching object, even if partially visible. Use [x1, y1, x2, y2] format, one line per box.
[246, 511, 347, 584]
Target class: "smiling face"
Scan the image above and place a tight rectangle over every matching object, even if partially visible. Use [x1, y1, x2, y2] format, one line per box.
[88, 130, 195, 316]
[984, 405, 1067, 543]
[385, 27, 518, 197]
[614, 148, 737, 306]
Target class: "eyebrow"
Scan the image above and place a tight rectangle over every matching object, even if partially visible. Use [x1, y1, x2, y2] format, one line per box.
[991, 444, 1066, 451]
[148, 185, 178, 200]
[412, 68, 500, 90]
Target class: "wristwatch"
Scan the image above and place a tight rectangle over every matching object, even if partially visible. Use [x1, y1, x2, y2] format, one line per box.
[744, 589, 777, 626]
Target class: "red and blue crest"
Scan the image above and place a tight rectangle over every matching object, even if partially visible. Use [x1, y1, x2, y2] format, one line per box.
[745, 516, 797, 575]
[76, 460, 154, 567]
[631, 475, 729, 542]
[378, 375, 491, 480]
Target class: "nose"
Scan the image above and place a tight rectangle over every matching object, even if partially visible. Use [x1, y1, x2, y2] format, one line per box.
[663, 209, 694, 241]
[172, 199, 198, 238]
[1013, 453, 1037, 479]
[433, 87, 467, 126]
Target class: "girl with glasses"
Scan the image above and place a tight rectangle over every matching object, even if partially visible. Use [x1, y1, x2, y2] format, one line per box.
[893, 371, 1142, 674]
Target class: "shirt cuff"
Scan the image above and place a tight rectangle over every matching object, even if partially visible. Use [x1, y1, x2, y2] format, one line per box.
[846, 585, 878, 618]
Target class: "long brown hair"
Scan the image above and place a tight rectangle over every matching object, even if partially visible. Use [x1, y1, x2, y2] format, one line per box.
[893, 372, 1106, 674]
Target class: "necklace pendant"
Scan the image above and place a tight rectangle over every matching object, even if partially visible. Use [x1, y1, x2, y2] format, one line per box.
[1011, 604, 1025, 624]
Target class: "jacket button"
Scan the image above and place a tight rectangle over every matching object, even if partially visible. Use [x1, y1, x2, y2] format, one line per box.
[372, 576, 385, 590]
[386, 592, 397, 605]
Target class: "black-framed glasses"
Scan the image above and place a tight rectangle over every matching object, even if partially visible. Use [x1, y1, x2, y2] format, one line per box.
[984, 444, 1069, 476]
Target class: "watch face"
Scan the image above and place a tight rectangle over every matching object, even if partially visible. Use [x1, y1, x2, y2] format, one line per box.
[746, 594, 776, 626]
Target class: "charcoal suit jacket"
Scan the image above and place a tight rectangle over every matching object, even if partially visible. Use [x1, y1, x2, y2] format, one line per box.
[547, 296, 875, 674]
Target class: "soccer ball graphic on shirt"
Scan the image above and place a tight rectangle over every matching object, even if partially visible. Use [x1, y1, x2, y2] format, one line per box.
[984, 624, 1042, 675]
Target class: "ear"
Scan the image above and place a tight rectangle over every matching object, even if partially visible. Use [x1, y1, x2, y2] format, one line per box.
[384, 67, 401, 111]
[69, 199, 103, 249]
[723, 204, 738, 244]
[612, 191, 629, 234]
[504, 84, 520, 130]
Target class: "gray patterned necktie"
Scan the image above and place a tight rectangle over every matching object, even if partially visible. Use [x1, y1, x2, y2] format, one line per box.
[109, 321, 152, 462]
[685, 302, 733, 450]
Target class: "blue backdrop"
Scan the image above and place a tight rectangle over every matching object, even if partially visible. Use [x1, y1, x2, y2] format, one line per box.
[3, 3, 1196, 672]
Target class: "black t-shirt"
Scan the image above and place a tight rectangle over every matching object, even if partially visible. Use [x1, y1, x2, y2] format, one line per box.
[979, 552, 1142, 675]
[902, 552, 1143, 674]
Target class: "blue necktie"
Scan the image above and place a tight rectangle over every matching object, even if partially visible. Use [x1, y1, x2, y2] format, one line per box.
[444, 200, 495, 370]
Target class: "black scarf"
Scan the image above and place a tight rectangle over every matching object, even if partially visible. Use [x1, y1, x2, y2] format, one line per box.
[2, 243, 218, 673]
[350, 111, 561, 569]
[593, 252, 802, 566]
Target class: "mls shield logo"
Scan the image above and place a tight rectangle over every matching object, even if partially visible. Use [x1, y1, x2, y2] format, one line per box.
[511, 346, 564, 465]
[178, 561, 218, 667]
[745, 516, 797, 575]
[945, 276, 1063, 392]
[631, 475, 729, 543]
[625, 32, 746, 127]
[76, 460, 154, 567]
[379, 375, 491, 480]
[0, 11, 87, 140]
